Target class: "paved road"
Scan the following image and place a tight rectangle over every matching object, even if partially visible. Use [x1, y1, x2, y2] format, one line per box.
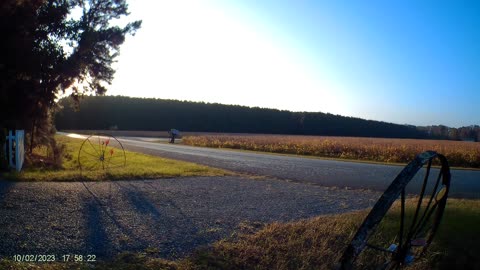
[83, 134, 480, 199]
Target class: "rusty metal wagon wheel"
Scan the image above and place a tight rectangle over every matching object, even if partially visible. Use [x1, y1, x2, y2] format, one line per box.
[78, 133, 126, 171]
[339, 151, 451, 270]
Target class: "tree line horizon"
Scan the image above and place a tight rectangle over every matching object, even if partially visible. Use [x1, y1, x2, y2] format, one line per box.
[55, 95, 480, 141]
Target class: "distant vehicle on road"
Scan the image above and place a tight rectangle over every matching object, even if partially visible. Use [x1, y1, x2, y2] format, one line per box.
[169, 129, 180, 143]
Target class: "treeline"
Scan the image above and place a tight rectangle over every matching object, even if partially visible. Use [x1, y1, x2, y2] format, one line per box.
[418, 125, 480, 141]
[55, 95, 476, 140]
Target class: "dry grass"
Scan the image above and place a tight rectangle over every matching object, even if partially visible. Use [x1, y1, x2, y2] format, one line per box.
[187, 212, 360, 270]
[185, 198, 480, 270]
[182, 134, 480, 168]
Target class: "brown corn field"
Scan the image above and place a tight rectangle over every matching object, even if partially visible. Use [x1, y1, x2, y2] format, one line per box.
[183, 134, 480, 168]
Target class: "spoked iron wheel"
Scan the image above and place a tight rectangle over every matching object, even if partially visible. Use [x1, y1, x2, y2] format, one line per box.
[339, 151, 451, 269]
[78, 134, 126, 171]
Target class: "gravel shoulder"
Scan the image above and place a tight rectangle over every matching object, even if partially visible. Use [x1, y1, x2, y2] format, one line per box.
[0, 177, 380, 260]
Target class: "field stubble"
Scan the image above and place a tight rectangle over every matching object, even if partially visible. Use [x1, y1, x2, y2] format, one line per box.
[182, 135, 480, 168]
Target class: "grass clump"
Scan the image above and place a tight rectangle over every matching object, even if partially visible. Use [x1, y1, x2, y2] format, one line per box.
[188, 213, 361, 270]
[186, 199, 480, 270]
[1, 135, 231, 181]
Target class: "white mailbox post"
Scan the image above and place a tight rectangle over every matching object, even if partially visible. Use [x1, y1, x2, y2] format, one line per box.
[4, 130, 25, 172]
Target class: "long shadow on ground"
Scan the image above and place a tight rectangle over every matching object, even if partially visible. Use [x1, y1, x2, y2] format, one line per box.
[0, 177, 380, 260]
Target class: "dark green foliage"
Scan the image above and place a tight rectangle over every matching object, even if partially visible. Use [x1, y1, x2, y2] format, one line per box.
[57, 96, 480, 140]
[56, 95, 430, 139]
[0, 0, 140, 156]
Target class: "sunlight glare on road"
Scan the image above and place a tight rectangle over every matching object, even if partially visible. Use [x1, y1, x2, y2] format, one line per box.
[66, 133, 87, 139]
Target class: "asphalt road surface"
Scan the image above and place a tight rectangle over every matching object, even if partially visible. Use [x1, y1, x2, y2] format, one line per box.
[96, 135, 479, 199]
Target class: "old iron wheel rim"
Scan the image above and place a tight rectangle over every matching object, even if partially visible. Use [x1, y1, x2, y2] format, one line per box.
[78, 133, 127, 171]
[339, 151, 451, 269]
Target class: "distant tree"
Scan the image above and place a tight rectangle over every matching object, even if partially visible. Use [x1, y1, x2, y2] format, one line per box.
[458, 126, 476, 141]
[0, 0, 141, 157]
[448, 128, 460, 140]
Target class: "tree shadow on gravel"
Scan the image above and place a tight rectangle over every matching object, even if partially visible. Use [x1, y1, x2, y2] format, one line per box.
[113, 182, 216, 259]
[82, 183, 148, 259]
[123, 189, 162, 221]
[84, 200, 110, 257]
[0, 180, 15, 203]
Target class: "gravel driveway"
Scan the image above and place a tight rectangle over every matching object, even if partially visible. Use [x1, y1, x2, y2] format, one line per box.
[0, 177, 380, 260]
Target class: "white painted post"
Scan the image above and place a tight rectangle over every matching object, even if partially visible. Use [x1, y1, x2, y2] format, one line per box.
[4, 130, 24, 172]
[15, 130, 25, 172]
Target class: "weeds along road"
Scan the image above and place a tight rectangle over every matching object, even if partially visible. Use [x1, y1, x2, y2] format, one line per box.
[65, 133, 480, 199]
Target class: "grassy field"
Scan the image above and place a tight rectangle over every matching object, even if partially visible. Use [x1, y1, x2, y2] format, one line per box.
[1, 135, 230, 181]
[182, 134, 480, 168]
[1, 198, 478, 269]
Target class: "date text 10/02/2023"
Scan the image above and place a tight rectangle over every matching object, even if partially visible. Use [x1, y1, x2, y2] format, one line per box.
[12, 254, 97, 262]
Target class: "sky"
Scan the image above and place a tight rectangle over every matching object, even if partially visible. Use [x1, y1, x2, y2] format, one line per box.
[107, 0, 480, 128]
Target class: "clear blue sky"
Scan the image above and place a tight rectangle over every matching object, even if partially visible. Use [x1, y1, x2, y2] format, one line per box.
[108, 0, 479, 127]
